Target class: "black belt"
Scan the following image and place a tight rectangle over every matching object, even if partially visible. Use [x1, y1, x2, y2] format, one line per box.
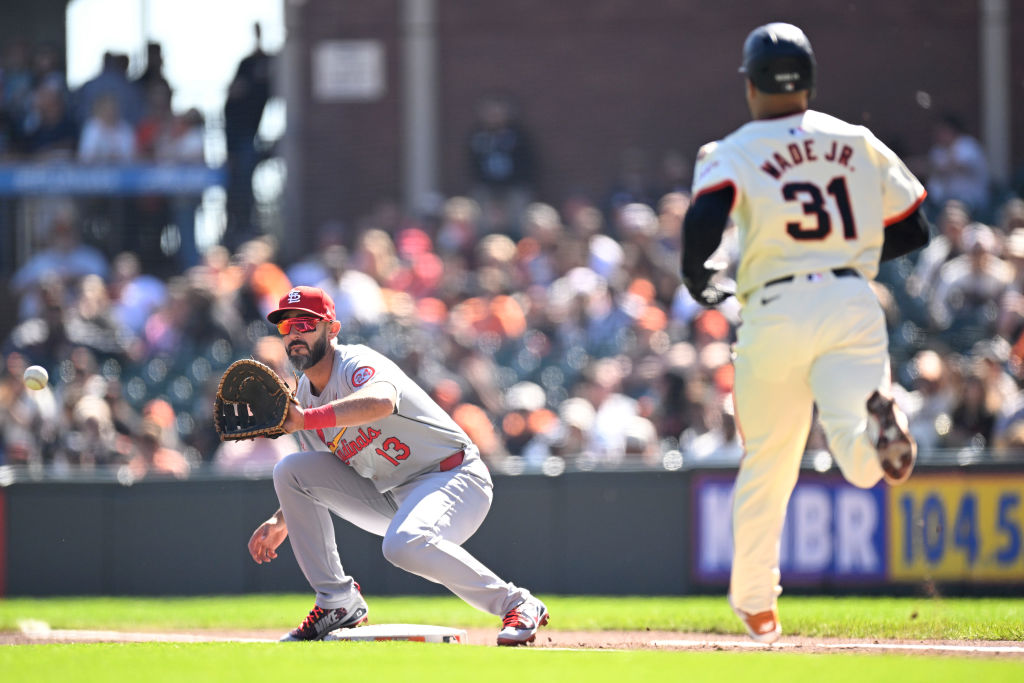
[764, 267, 860, 288]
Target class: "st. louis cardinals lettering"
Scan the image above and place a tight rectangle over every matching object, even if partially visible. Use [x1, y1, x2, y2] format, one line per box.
[681, 23, 930, 644]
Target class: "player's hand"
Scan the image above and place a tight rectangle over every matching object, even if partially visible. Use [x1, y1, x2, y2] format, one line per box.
[283, 402, 305, 434]
[684, 269, 735, 308]
[694, 281, 735, 307]
[248, 515, 288, 564]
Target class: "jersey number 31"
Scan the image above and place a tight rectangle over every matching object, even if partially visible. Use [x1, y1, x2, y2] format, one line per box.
[783, 176, 857, 241]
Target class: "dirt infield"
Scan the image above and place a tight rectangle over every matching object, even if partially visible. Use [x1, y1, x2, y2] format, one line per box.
[3, 626, 1023, 657]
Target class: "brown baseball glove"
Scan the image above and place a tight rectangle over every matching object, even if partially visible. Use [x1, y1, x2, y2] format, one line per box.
[213, 359, 299, 441]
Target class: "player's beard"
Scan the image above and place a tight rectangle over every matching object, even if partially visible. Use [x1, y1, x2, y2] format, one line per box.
[288, 331, 330, 372]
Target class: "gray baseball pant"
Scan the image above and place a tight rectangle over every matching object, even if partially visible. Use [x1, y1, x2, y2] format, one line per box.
[272, 449, 531, 616]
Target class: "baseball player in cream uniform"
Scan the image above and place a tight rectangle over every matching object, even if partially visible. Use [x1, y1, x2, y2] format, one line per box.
[247, 286, 548, 644]
[681, 23, 930, 644]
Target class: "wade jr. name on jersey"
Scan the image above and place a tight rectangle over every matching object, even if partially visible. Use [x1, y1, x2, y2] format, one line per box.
[760, 139, 854, 179]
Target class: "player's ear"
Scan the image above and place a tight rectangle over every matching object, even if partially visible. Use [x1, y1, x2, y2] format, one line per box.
[745, 79, 757, 100]
[329, 320, 342, 337]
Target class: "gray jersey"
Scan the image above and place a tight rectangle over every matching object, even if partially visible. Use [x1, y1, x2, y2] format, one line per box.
[294, 343, 471, 492]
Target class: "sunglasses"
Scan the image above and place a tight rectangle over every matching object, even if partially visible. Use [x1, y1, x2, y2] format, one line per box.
[276, 316, 323, 335]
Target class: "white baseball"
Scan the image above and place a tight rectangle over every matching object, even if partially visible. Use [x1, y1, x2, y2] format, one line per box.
[23, 365, 48, 391]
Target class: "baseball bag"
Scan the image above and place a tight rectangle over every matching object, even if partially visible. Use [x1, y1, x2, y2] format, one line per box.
[213, 359, 299, 441]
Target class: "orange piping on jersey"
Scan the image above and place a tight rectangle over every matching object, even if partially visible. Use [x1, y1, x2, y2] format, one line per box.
[695, 180, 739, 214]
[883, 190, 927, 227]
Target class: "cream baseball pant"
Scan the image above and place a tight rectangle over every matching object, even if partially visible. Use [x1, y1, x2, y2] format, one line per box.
[273, 448, 531, 616]
[730, 272, 888, 615]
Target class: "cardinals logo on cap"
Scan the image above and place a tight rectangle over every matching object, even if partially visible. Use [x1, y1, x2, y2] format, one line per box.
[287, 289, 303, 304]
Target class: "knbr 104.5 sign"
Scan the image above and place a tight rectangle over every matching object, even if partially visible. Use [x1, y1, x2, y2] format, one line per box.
[889, 475, 1023, 582]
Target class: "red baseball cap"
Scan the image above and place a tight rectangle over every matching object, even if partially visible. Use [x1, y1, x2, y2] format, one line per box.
[267, 286, 337, 324]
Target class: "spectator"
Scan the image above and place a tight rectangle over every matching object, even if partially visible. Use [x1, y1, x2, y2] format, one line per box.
[928, 223, 1013, 349]
[223, 22, 273, 249]
[451, 400, 505, 464]
[947, 372, 996, 449]
[899, 349, 957, 456]
[685, 395, 743, 465]
[123, 81, 176, 271]
[30, 42, 67, 95]
[549, 396, 597, 461]
[135, 81, 174, 161]
[604, 146, 658, 227]
[132, 42, 170, 95]
[321, 246, 388, 328]
[10, 200, 109, 318]
[0, 351, 60, 467]
[56, 393, 122, 470]
[64, 273, 130, 358]
[351, 228, 406, 290]
[232, 237, 292, 322]
[652, 149, 690, 197]
[578, 357, 639, 463]
[997, 227, 1024, 343]
[126, 418, 190, 480]
[74, 51, 143, 127]
[436, 196, 482, 260]
[159, 108, 207, 270]
[101, 376, 141, 445]
[78, 93, 136, 163]
[467, 94, 535, 238]
[906, 199, 971, 301]
[17, 81, 77, 159]
[1, 40, 35, 119]
[108, 251, 168, 338]
[926, 113, 990, 218]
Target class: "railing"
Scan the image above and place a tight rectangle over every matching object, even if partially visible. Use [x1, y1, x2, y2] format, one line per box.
[0, 163, 225, 196]
[0, 447, 1020, 487]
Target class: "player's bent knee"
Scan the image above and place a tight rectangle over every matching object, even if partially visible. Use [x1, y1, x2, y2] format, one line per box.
[272, 452, 312, 490]
[381, 530, 433, 569]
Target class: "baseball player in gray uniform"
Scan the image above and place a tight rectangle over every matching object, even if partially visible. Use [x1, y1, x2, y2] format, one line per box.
[681, 23, 931, 644]
[247, 285, 548, 645]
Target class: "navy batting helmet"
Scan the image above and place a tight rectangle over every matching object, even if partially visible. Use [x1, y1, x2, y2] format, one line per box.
[739, 22, 815, 94]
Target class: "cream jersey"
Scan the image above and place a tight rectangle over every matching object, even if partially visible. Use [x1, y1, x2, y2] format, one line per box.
[691, 109, 926, 303]
[294, 343, 471, 492]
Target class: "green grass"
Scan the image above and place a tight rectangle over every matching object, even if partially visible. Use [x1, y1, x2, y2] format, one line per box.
[2, 595, 1023, 683]
[2, 594, 1023, 641]
[0, 641, 1022, 683]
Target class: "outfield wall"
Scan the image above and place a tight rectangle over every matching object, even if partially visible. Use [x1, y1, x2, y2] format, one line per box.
[1, 467, 1021, 597]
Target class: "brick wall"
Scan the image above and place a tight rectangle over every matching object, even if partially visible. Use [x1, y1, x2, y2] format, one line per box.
[293, 0, 1021, 239]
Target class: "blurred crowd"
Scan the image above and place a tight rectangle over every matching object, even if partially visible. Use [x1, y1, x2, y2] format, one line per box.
[0, 39, 212, 281]
[2, 52, 1023, 480]
[0, 40, 205, 168]
[4, 184, 1024, 480]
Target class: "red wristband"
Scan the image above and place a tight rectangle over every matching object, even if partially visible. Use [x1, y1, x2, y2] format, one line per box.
[303, 404, 337, 431]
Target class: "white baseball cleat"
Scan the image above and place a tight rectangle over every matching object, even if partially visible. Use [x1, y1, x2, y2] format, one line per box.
[497, 597, 549, 646]
[866, 391, 917, 485]
[729, 594, 781, 645]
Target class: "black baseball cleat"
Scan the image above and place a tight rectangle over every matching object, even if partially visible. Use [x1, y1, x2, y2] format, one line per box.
[866, 391, 916, 485]
[280, 588, 369, 641]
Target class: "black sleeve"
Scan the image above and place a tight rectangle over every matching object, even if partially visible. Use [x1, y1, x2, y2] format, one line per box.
[681, 186, 735, 286]
[880, 207, 931, 262]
